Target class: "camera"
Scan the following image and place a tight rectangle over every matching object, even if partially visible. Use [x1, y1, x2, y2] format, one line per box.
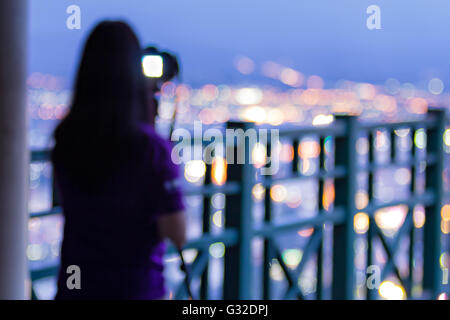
[142, 46, 180, 92]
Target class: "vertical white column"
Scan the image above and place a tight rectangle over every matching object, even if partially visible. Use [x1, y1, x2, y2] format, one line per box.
[0, 0, 29, 299]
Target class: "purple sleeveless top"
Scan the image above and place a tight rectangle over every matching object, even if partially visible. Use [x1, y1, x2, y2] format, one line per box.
[54, 125, 184, 300]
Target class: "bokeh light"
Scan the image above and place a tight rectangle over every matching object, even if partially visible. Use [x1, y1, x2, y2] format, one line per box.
[354, 212, 370, 234]
[211, 156, 227, 186]
[270, 184, 287, 203]
[428, 78, 444, 95]
[378, 280, 406, 300]
[374, 205, 407, 237]
[184, 160, 206, 183]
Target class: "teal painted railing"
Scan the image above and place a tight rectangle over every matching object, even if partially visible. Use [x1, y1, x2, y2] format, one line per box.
[29, 109, 449, 300]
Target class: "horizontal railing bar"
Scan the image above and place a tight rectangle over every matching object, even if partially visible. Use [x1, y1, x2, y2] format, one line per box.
[29, 184, 241, 219]
[262, 166, 346, 187]
[29, 117, 441, 163]
[363, 191, 435, 214]
[167, 228, 239, 253]
[30, 149, 52, 162]
[30, 265, 59, 281]
[30, 228, 239, 281]
[277, 122, 347, 139]
[183, 182, 241, 196]
[359, 117, 436, 131]
[175, 121, 347, 140]
[359, 155, 437, 172]
[29, 185, 240, 217]
[253, 207, 345, 238]
[30, 206, 62, 218]
[29, 123, 344, 162]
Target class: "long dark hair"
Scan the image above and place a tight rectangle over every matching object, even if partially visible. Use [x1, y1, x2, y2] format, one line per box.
[52, 21, 148, 190]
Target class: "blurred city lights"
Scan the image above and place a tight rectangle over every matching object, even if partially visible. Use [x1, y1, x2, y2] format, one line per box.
[300, 158, 313, 176]
[312, 114, 334, 126]
[440, 252, 448, 269]
[322, 182, 335, 211]
[437, 292, 448, 300]
[356, 137, 369, 155]
[270, 184, 287, 203]
[282, 249, 303, 269]
[355, 191, 369, 210]
[378, 280, 406, 300]
[444, 129, 450, 147]
[407, 97, 428, 114]
[279, 143, 294, 163]
[414, 129, 427, 149]
[184, 160, 206, 183]
[235, 87, 263, 105]
[241, 105, 266, 123]
[182, 249, 198, 264]
[251, 143, 267, 168]
[209, 242, 225, 258]
[394, 168, 411, 185]
[413, 206, 426, 228]
[212, 211, 223, 228]
[234, 56, 255, 75]
[442, 220, 450, 234]
[26, 58, 450, 300]
[211, 156, 227, 186]
[262, 61, 282, 79]
[356, 83, 376, 100]
[201, 84, 219, 101]
[442, 205, 450, 222]
[400, 83, 416, 100]
[267, 108, 284, 126]
[280, 68, 303, 87]
[428, 78, 444, 95]
[297, 228, 314, 237]
[211, 193, 225, 209]
[252, 183, 266, 201]
[298, 140, 320, 159]
[307, 75, 324, 89]
[27, 244, 45, 261]
[269, 260, 284, 281]
[385, 78, 401, 95]
[394, 128, 410, 138]
[286, 185, 303, 208]
[354, 212, 370, 234]
[374, 205, 407, 237]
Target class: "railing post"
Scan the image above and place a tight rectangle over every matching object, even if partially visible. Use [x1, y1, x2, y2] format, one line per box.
[423, 108, 446, 298]
[200, 159, 212, 299]
[262, 136, 275, 299]
[223, 121, 254, 299]
[332, 115, 358, 300]
[366, 131, 376, 300]
[0, 0, 28, 300]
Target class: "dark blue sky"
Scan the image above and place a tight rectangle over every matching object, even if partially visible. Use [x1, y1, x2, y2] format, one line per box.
[29, 0, 450, 89]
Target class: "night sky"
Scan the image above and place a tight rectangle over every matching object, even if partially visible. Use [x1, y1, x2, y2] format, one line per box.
[29, 0, 450, 89]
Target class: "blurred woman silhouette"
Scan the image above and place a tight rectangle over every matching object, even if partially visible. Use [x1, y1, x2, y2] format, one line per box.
[52, 21, 186, 299]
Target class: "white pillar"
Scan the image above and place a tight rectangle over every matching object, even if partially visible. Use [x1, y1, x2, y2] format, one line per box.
[0, 0, 28, 299]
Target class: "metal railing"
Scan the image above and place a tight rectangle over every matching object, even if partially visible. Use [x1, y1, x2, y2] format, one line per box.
[29, 109, 449, 299]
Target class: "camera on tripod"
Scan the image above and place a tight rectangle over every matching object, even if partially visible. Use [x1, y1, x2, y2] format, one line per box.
[142, 46, 180, 92]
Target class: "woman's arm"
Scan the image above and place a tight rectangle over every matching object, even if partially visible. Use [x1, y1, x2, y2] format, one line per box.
[157, 211, 186, 249]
